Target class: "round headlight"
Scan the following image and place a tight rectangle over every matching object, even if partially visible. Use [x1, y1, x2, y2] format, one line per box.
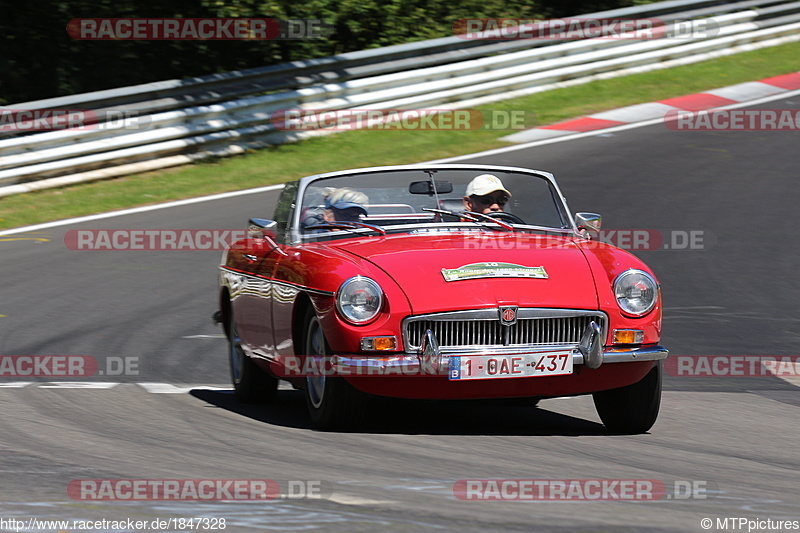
[336, 276, 383, 324]
[614, 270, 658, 316]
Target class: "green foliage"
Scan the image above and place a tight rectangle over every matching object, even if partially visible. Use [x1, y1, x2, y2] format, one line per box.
[1, 0, 648, 103]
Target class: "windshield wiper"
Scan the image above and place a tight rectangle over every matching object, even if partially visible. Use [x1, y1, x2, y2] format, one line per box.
[422, 208, 515, 231]
[304, 221, 387, 235]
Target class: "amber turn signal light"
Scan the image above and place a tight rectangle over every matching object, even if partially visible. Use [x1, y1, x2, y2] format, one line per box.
[360, 336, 398, 351]
[612, 329, 644, 345]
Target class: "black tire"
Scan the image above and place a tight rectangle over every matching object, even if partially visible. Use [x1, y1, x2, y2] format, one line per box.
[302, 307, 367, 430]
[228, 314, 278, 404]
[593, 361, 662, 434]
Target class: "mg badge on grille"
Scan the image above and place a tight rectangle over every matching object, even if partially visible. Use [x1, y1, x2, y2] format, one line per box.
[499, 306, 518, 326]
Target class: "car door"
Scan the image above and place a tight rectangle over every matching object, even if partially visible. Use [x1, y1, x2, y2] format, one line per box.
[224, 238, 273, 360]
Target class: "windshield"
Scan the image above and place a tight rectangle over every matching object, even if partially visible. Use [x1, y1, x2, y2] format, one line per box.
[294, 168, 571, 240]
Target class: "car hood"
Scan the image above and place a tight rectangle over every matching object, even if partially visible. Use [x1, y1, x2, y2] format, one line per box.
[333, 232, 599, 315]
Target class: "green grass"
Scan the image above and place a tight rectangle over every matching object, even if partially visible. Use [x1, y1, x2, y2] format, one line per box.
[1, 41, 798, 230]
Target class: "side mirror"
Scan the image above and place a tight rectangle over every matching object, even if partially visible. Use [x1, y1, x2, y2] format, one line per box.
[575, 212, 602, 237]
[248, 218, 278, 240]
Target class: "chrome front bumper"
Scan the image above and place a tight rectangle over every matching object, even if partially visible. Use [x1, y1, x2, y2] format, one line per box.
[331, 345, 668, 376]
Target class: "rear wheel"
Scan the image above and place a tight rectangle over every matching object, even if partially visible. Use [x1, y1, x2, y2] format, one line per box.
[303, 307, 367, 430]
[228, 314, 278, 404]
[593, 361, 662, 434]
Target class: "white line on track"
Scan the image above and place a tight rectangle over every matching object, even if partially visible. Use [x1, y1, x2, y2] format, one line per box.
[0, 184, 284, 236]
[37, 382, 120, 389]
[137, 382, 229, 394]
[326, 494, 396, 506]
[426, 88, 800, 163]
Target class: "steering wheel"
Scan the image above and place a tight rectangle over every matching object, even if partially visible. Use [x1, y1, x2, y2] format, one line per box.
[484, 211, 526, 225]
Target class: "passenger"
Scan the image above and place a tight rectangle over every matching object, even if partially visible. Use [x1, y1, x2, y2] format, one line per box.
[323, 188, 369, 223]
[302, 188, 369, 231]
[462, 174, 511, 214]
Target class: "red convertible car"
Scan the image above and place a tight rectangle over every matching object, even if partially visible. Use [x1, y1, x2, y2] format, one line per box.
[216, 164, 667, 432]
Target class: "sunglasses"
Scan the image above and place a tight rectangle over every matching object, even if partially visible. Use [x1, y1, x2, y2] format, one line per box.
[472, 194, 509, 206]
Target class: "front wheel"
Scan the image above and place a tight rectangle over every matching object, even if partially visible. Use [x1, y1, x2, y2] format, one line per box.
[592, 361, 662, 434]
[228, 315, 278, 404]
[303, 308, 367, 430]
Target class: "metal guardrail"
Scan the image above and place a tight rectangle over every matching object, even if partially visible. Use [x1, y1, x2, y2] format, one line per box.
[7, 0, 766, 115]
[1, 0, 799, 196]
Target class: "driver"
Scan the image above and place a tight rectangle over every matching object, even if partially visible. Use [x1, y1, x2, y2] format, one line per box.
[463, 174, 511, 214]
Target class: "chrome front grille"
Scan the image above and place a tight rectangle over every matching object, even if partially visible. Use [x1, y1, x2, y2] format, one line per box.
[403, 309, 605, 352]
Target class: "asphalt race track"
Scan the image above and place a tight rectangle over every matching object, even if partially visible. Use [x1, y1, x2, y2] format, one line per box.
[0, 94, 798, 532]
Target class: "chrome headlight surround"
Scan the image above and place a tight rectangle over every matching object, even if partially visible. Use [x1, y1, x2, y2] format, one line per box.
[613, 269, 658, 317]
[336, 276, 384, 324]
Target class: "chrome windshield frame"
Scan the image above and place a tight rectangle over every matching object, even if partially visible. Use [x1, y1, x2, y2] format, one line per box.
[287, 164, 581, 245]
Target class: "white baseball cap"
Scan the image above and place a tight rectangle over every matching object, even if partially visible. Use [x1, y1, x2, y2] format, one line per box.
[465, 174, 512, 197]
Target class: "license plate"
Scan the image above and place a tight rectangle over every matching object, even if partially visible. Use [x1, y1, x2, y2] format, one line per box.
[448, 350, 573, 381]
